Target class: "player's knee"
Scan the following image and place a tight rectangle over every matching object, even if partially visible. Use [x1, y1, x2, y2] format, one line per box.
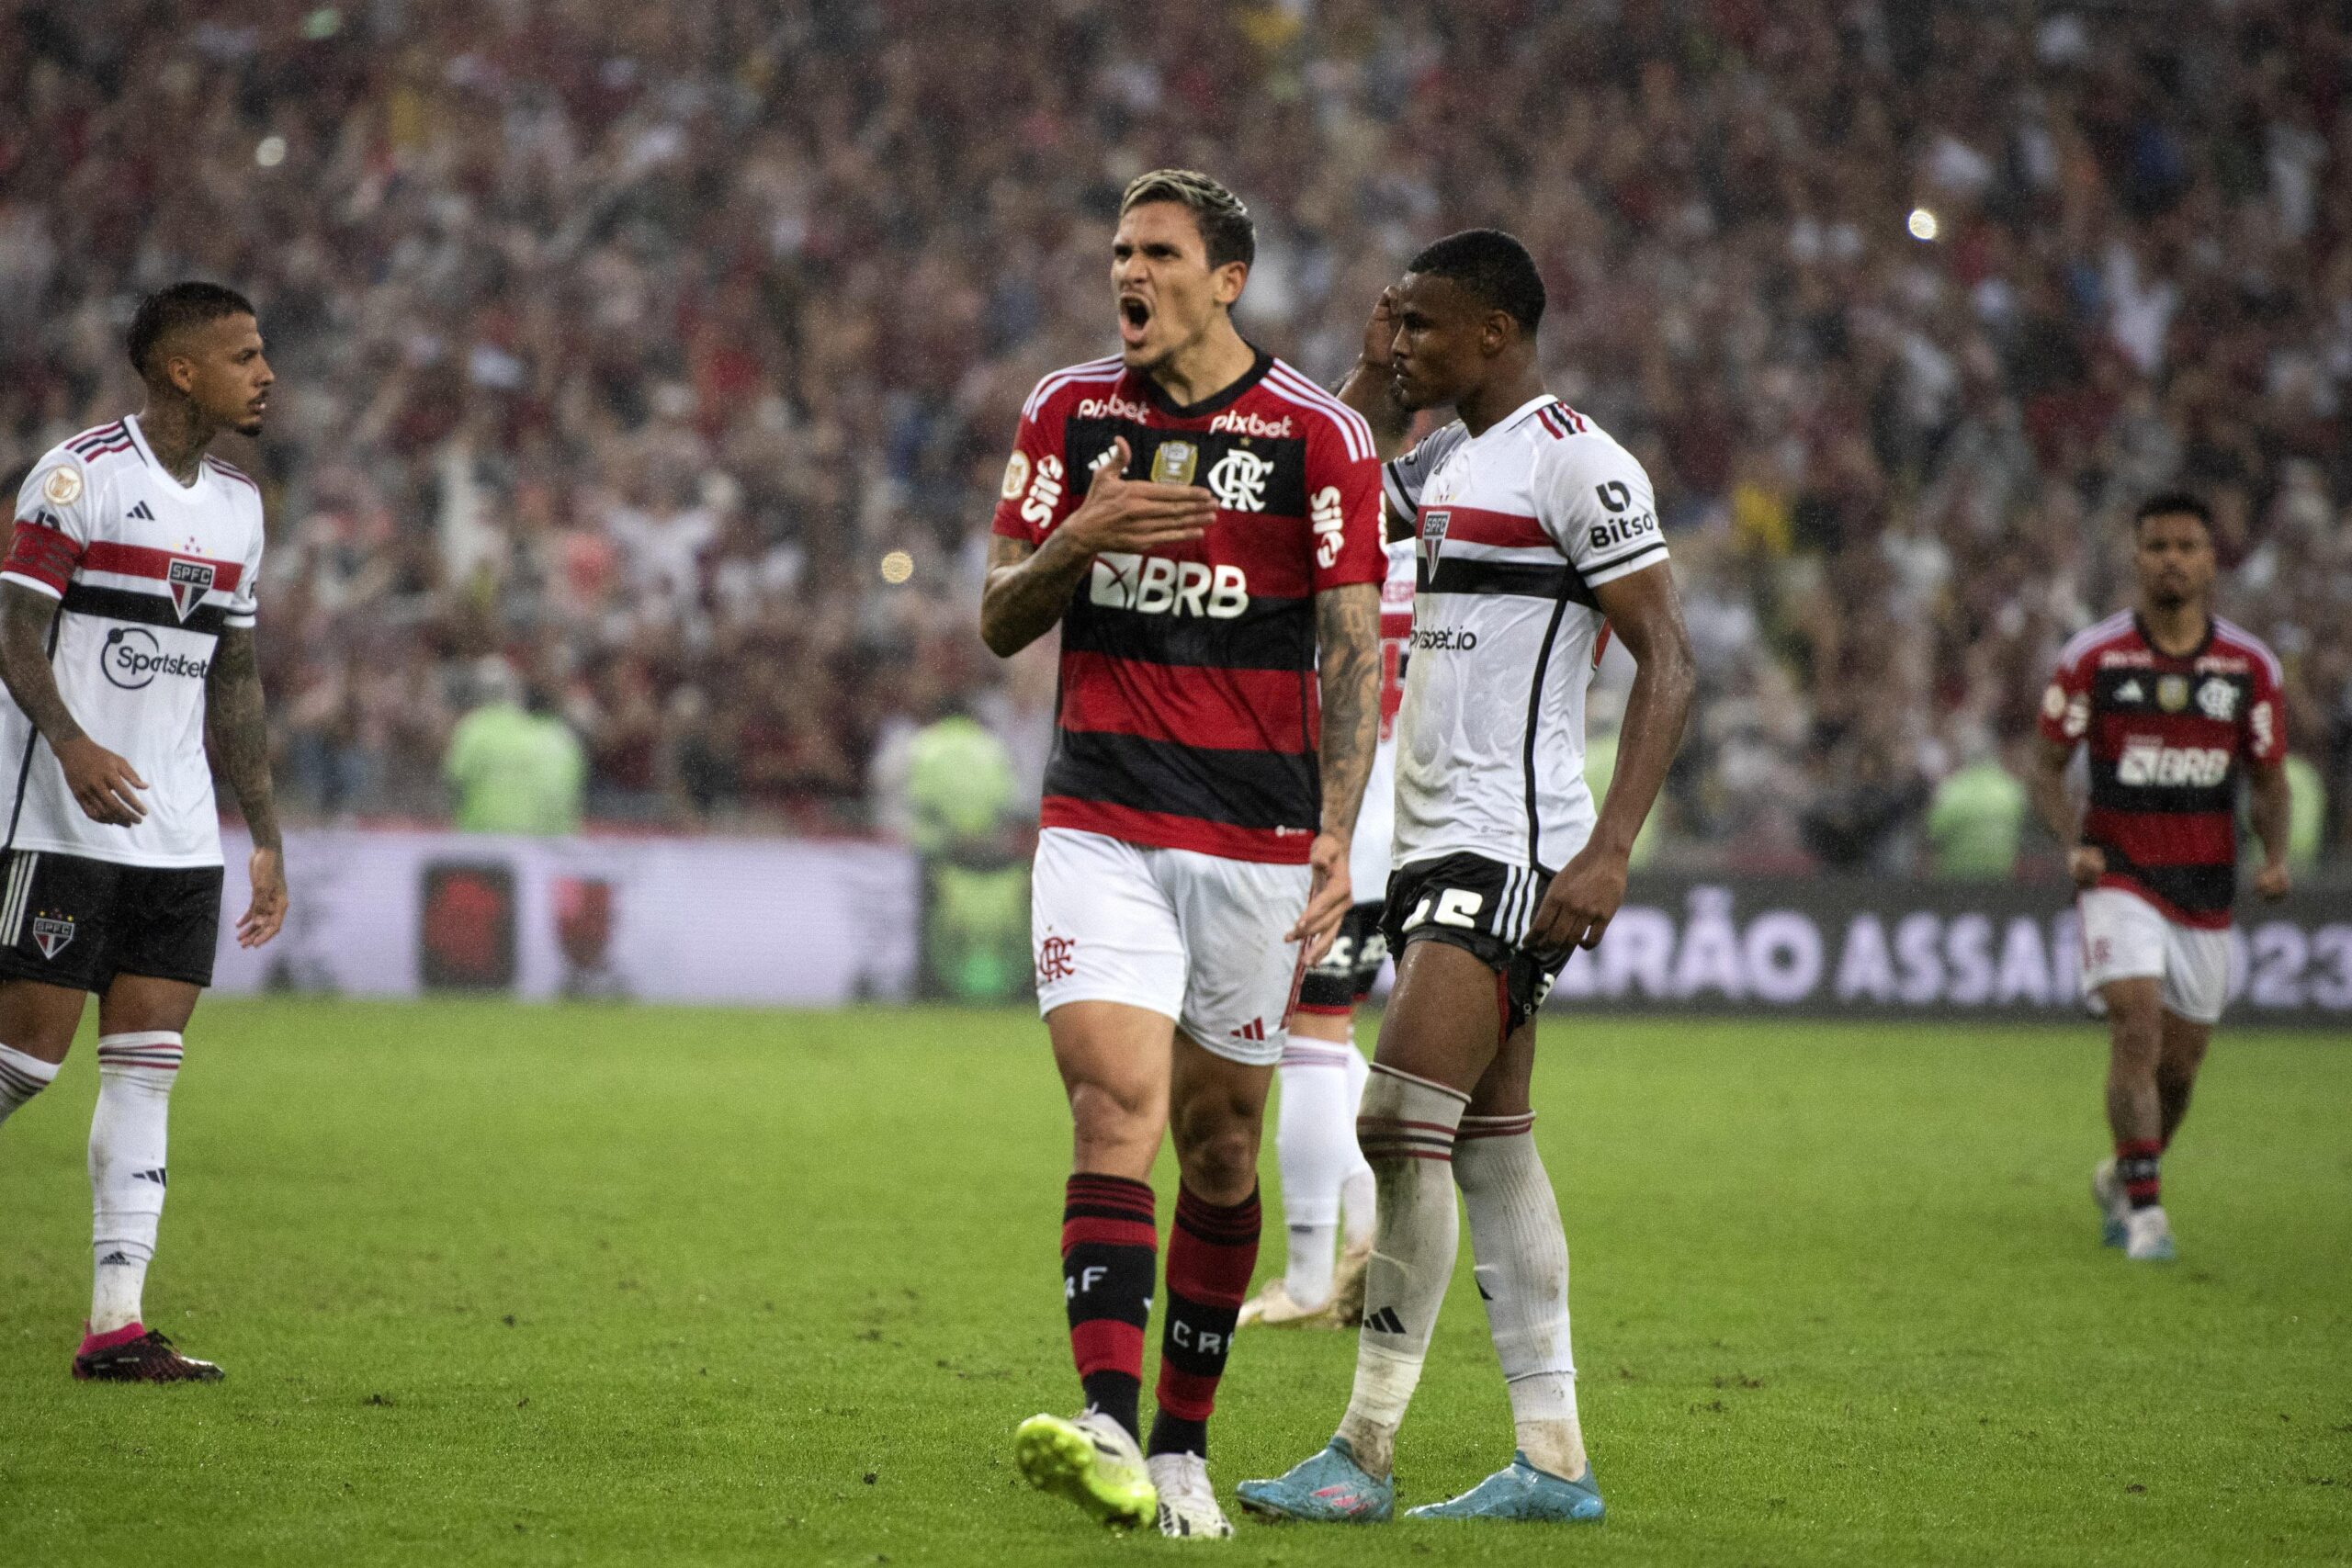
[1066, 1077, 1160, 1161]
[1169, 1093, 1261, 1198]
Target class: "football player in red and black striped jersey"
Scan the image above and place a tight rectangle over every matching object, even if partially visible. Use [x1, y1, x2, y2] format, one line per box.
[982, 170, 1385, 1537]
[2030, 491, 2292, 1262]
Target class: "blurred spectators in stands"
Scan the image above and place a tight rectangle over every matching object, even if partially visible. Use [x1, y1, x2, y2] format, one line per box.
[2, 0, 2346, 873]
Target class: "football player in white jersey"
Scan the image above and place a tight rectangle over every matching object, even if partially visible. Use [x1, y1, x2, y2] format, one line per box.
[0, 282, 288, 1382]
[1241, 231, 1695, 1524]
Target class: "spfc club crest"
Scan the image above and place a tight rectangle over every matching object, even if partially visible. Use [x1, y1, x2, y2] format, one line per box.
[166, 558, 216, 622]
[1419, 508, 1452, 570]
[31, 914, 74, 959]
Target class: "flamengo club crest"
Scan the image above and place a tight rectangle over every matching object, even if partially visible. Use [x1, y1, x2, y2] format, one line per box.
[166, 558, 215, 622]
[31, 913, 74, 959]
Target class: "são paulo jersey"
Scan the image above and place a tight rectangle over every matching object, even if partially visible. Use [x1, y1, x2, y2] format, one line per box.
[2038, 610, 2284, 929]
[1384, 395, 1668, 874]
[992, 350, 1384, 863]
[2, 417, 265, 867]
[1347, 536, 1416, 901]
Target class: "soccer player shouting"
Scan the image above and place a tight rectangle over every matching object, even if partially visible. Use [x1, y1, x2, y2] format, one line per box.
[0, 283, 288, 1382]
[1239, 231, 1694, 1524]
[981, 171, 1384, 1537]
[2030, 493, 2291, 1263]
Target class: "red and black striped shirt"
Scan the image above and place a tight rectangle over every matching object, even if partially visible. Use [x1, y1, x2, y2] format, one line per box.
[991, 351, 1384, 863]
[2039, 612, 2286, 928]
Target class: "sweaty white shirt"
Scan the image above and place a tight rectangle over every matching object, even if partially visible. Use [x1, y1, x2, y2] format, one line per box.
[2, 416, 265, 867]
[1383, 396, 1668, 873]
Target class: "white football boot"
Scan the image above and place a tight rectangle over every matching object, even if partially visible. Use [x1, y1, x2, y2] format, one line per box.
[1237, 1278, 1335, 1328]
[2123, 1204, 2176, 1262]
[1013, 1406, 1156, 1529]
[1148, 1450, 1235, 1539]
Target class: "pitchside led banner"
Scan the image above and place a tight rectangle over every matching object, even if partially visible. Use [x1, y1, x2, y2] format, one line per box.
[1547, 874, 2351, 1026]
[207, 830, 2348, 1024]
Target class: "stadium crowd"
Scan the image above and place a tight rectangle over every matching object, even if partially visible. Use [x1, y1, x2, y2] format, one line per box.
[2, 0, 2346, 869]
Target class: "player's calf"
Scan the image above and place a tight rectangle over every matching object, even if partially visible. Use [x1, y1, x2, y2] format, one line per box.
[0, 1040, 61, 1127]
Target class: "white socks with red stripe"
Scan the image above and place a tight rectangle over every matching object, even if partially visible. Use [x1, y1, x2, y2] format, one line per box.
[0, 1041, 60, 1127]
[89, 1032, 183, 1334]
[1274, 1034, 1374, 1309]
[1336, 1064, 1467, 1478]
[1456, 1111, 1587, 1482]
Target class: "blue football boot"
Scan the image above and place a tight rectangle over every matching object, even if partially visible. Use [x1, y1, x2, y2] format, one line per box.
[2093, 1158, 2128, 1248]
[1235, 1438, 1395, 1523]
[1404, 1453, 1605, 1522]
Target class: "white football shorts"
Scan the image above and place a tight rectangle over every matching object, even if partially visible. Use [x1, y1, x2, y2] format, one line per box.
[1031, 827, 1312, 1066]
[2078, 886, 2231, 1025]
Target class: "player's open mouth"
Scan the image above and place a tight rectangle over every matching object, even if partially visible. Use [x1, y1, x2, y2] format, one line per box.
[1118, 296, 1151, 347]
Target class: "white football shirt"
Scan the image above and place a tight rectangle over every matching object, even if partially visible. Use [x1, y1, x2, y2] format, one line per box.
[2, 416, 266, 867]
[1383, 396, 1668, 874]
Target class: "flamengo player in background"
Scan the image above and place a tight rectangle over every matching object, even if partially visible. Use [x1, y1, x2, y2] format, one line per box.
[0, 282, 288, 1381]
[1238, 531, 1413, 1331]
[980, 171, 1384, 1538]
[1240, 231, 1695, 1525]
[2030, 492, 2290, 1265]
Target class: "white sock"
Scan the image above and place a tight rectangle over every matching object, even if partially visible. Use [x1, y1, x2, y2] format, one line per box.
[1339, 1046, 1374, 1249]
[1274, 1036, 1360, 1308]
[0, 1041, 61, 1127]
[89, 1032, 183, 1334]
[1335, 1063, 1468, 1478]
[1457, 1112, 1587, 1481]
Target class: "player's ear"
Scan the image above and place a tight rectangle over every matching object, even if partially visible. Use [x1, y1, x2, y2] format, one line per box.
[1212, 260, 1249, 309]
[1483, 309, 1516, 356]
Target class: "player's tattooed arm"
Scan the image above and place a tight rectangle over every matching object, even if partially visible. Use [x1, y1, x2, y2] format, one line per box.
[2246, 759, 2291, 900]
[207, 626, 288, 946]
[206, 627, 281, 853]
[979, 436, 1212, 657]
[1532, 563, 1697, 952]
[0, 581, 148, 825]
[1334, 287, 1411, 458]
[1286, 581, 1381, 963]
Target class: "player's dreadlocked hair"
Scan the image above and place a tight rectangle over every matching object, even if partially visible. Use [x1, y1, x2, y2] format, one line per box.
[1119, 169, 1255, 271]
[127, 281, 257, 379]
[2133, 490, 2214, 537]
[1408, 229, 1546, 334]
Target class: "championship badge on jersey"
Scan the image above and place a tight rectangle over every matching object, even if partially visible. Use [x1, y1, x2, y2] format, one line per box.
[1151, 441, 1199, 487]
[2156, 674, 2189, 712]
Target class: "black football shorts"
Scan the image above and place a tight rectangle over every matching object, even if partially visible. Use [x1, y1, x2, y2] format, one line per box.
[1380, 852, 1566, 1034]
[1295, 900, 1388, 1015]
[0, 848, 222, 992]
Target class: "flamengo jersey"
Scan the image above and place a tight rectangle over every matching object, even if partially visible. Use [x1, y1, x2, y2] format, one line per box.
[1385, 395, 1668, 874]
[2039, 611, 2284, 929]
[2, 416, 265, 867]
[1347, 537, 1417, 901]
[992, 350, 1384, 863]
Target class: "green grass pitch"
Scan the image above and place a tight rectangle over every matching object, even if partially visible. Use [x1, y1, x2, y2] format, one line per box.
[2, 1000, 2347, 1566]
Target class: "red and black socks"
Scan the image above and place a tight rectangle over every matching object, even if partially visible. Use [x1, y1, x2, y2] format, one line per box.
[2116, 1138, 2163, 1210]
[1062, 1173, 1157, 1439]
[1149, 1183, 1261, 1459]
